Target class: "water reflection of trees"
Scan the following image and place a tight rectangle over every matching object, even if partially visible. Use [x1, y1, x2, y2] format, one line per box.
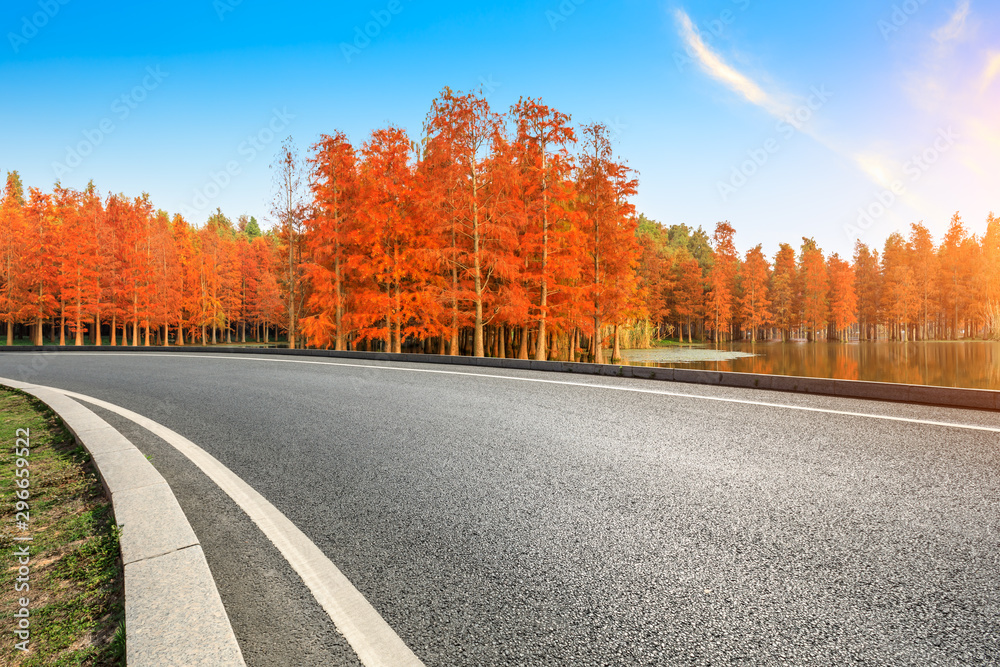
[626, 342, 1000, 390]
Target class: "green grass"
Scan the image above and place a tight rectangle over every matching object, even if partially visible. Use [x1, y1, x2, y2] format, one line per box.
[0, 389, 124, 666]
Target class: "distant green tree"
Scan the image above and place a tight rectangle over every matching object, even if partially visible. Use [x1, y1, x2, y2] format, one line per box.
[238, 214, 262, 239]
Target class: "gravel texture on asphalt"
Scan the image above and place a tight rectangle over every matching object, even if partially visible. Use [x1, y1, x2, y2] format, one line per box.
[2, 351, 998, 666]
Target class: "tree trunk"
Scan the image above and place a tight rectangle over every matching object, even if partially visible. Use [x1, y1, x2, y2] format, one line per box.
[393, 281, 402, 354]
[593, 323, 604, 364]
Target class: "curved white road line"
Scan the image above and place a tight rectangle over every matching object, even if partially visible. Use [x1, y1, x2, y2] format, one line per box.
[46, 384, 425, 667]
[52, 351, 1000, 435]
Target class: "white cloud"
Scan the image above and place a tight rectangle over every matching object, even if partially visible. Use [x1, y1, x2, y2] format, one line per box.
[933, 0, 971, 43]
[980, 51, 1000, 93]
[673, 7, 895, 193]
[673, 9, 791, 118]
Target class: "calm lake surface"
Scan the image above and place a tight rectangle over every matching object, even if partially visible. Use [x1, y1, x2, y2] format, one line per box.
[619, 341, 1000, 390]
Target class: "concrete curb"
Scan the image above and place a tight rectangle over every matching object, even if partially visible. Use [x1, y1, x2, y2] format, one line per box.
[3, 345, 999, 411]
[0, 377, 246, 667]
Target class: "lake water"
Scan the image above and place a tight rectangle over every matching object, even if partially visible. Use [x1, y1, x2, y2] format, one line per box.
[618, 341, 1000, 390]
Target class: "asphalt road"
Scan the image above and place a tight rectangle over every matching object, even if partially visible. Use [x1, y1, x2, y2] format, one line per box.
[2, 351, 998, 666]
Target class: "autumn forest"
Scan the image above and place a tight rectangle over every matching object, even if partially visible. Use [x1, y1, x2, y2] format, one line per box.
[2, 89, 998, 361]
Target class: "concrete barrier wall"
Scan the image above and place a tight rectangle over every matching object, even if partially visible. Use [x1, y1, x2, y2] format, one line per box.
[2, 345, 999, 411]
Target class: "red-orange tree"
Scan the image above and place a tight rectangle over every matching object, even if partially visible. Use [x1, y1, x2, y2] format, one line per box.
[577, 123, 640, 361]
[826, 253, 857, 341]
[739, 244, 771, 341]
[303, 131, 358, 350]
[798, 238, 828, 341]
[705, 222, 738, 342]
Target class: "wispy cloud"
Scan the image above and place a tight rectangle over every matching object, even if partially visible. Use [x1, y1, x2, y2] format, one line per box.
[902, 2, 999, 188]
[933, 0, 971, 43]
[673, 9, 790, 118]
[673, 8, 892, 190]
[980, 51, 1000, 93]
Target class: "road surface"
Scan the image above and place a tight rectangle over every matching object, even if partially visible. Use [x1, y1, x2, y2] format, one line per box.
[1, 351, 997, 666]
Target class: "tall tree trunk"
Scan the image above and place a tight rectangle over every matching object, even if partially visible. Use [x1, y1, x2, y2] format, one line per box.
[393, 279, 402, 354]
[472, 168, 485, 358]
[334, 247, 344, 351]
[75, 307, 84, 346]
[288, 224, 297, 350]
[535, 147, 550, 361]
[612, 324, 621, 362]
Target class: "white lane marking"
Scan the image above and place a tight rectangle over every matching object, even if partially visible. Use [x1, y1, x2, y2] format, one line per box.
[44, 384, 424, 667]
[46, 351, 1000, 435]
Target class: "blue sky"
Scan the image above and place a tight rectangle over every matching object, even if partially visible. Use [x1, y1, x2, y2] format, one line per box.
[1, 0, 997, 258]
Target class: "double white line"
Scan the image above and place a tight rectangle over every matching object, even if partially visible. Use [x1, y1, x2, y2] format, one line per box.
[40, 382, 425, 667]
